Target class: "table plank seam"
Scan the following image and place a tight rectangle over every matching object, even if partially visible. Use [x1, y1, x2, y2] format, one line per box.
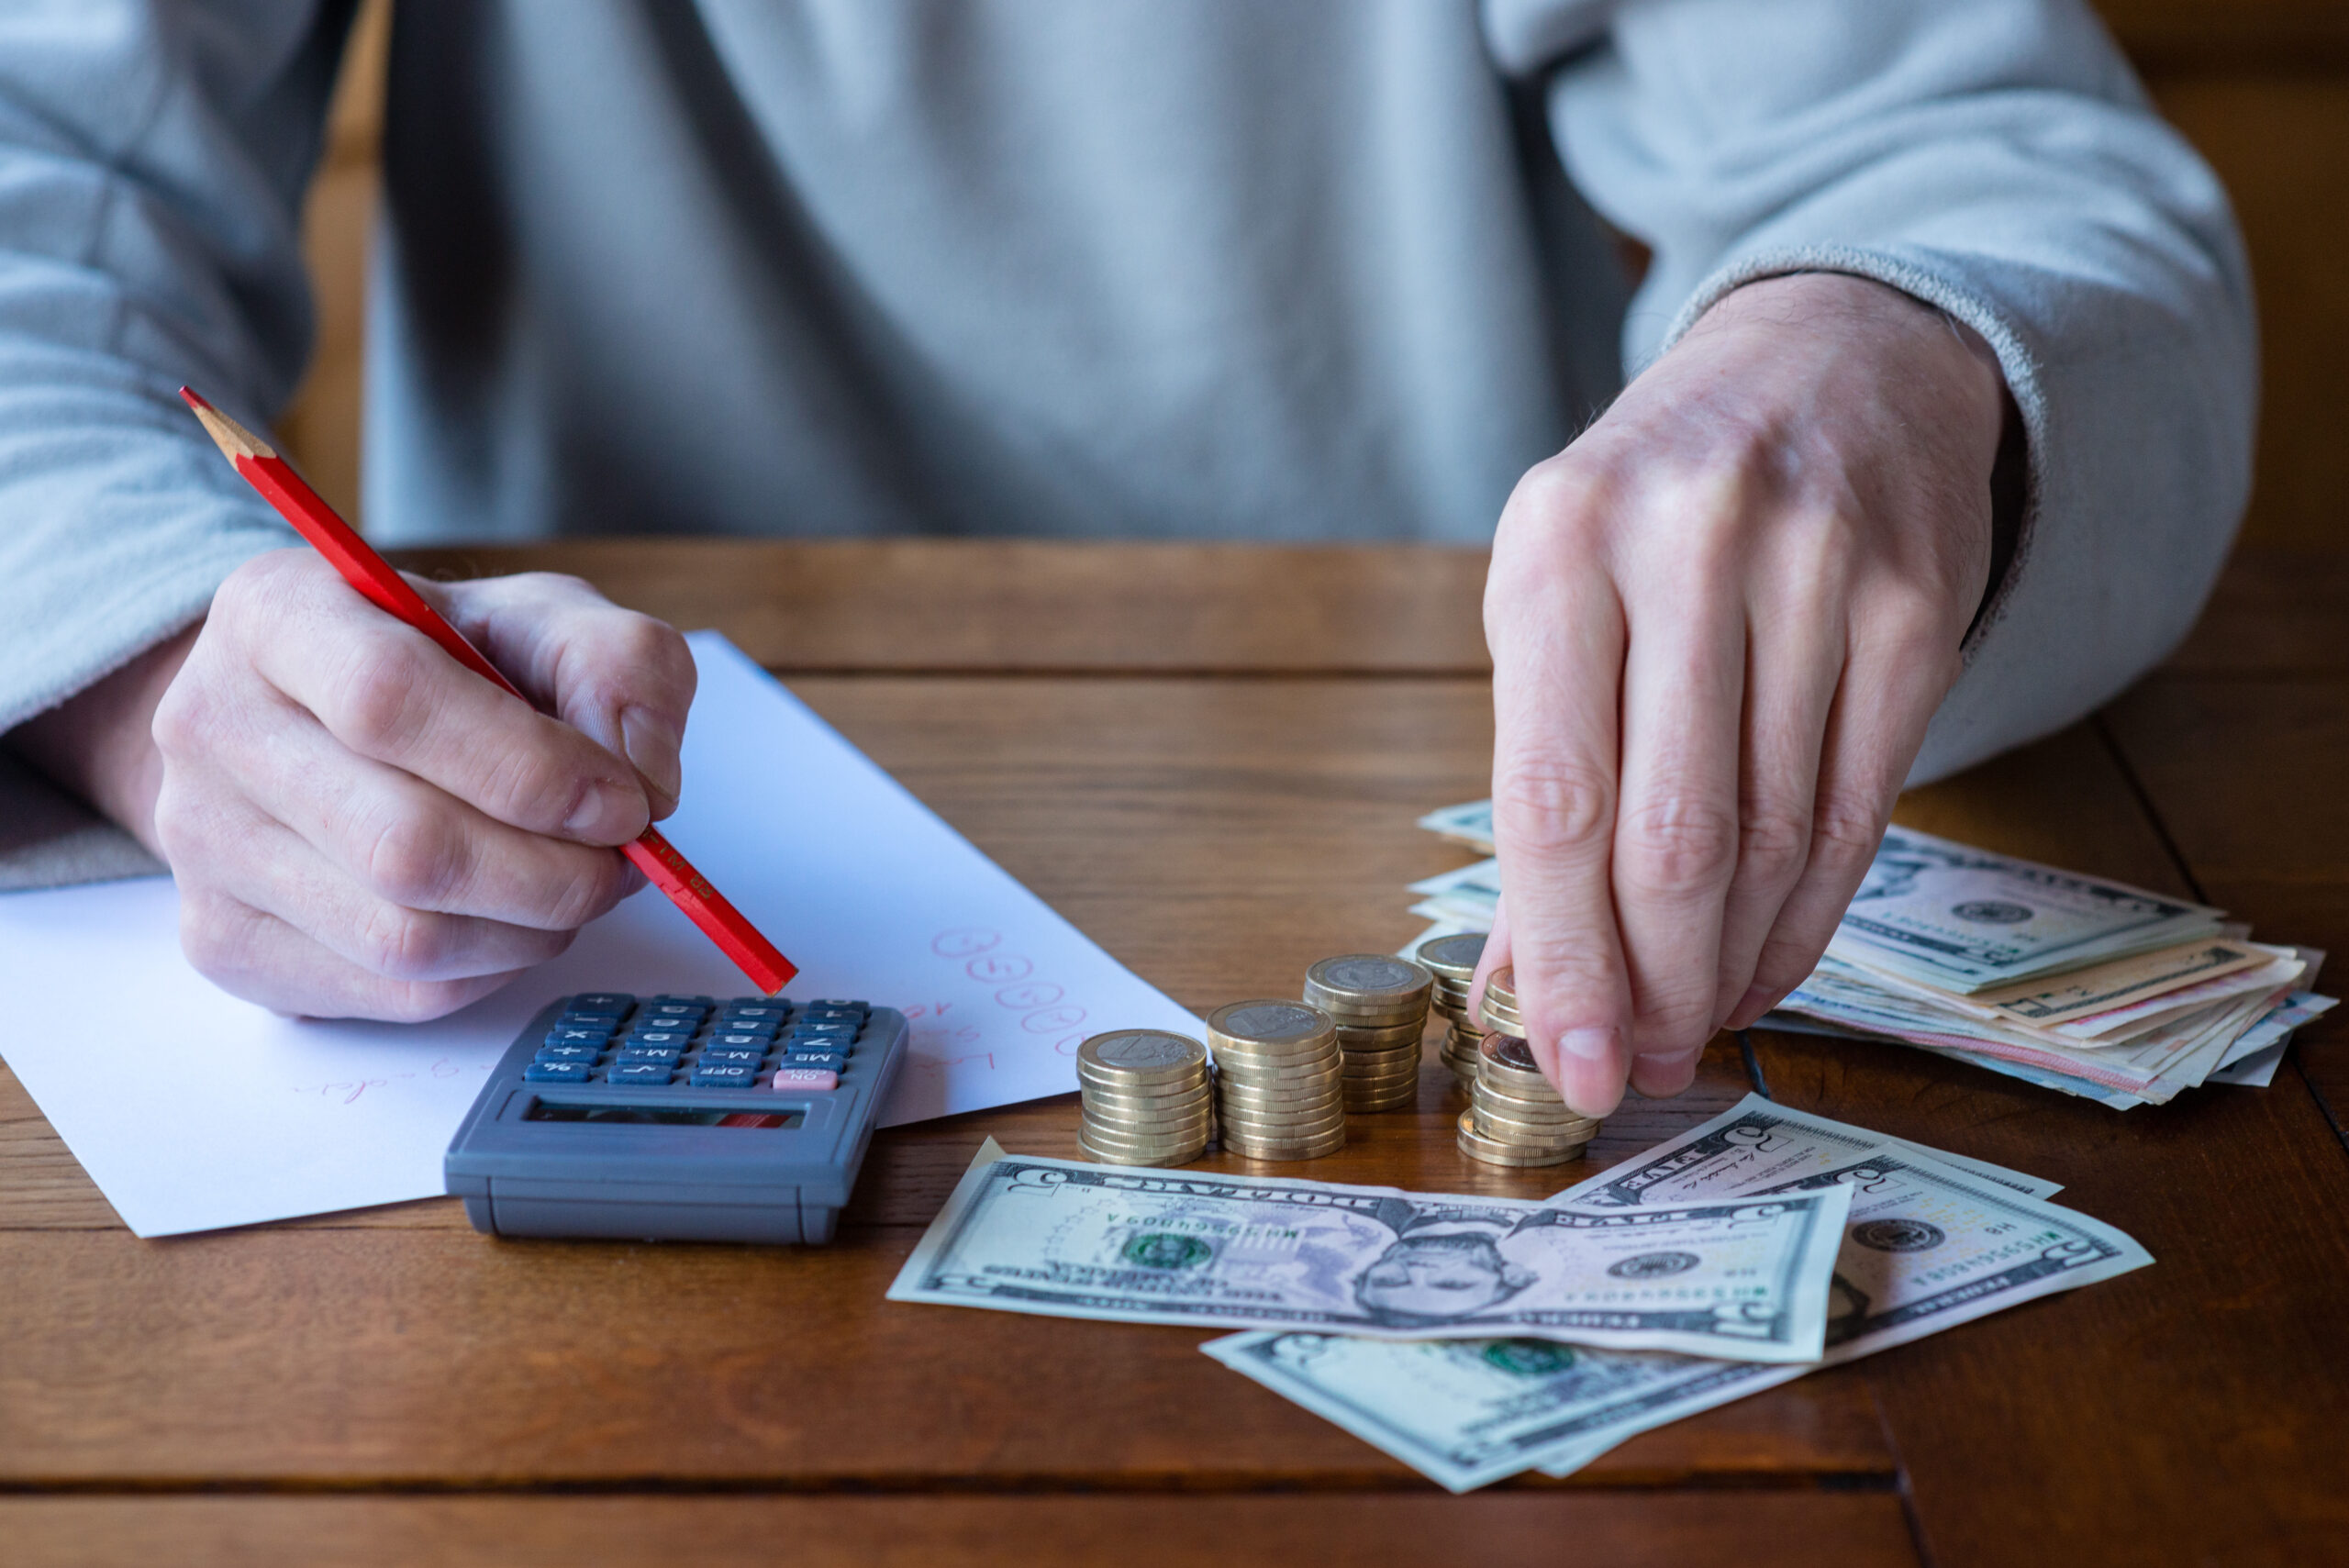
[2089, 713, 2211, 903]
[0, 1474, 1903, 1498]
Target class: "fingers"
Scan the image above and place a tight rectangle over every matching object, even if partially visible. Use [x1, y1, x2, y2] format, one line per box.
[238, 684, 641, 932]
[151, 551, 686, 1023]
[429, 572, 697, 819]
[1609, 511, 1748, 1100]
[178, 884, 530, 1022]
[1729, 615, 1960, 1027]
[210, 552, 653, 847]
[1707, 548, 1850, 1031]
[1485, 465, 1635, 1118]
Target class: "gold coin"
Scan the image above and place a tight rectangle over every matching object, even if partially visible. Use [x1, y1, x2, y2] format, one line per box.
[1223, 1132, 1349, 1161]
[1209, 1035, 1343, 1068]
[1080, 1084, 1211, 1107]
[1078, 1051, 1208, 1084]
[1213, 1062, 1343, 1092]
[1217, 1071, 1343, 1096]
[1080, 1126, 1215, 1157]
[1083, 1084, 1213, 1111]
[1339, 1040, 1425, 1064]
[1333, 1020, 1428, 1048]
[1471, 1110, 1596, 1148]
[1076, 1029, 1210, 1084]
[1216, 1106, 1348, 1136]
[1303, 954, 1433, 1013]
[1414, 933, 1486, 982]
[1207, 999, 1338, 1046]
[1455, 1110, 1585, 1167]
[1079, 1105, 1213, 1134]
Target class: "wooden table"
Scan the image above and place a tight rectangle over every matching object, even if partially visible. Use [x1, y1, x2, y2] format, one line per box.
[6, 541, 2344, 1566]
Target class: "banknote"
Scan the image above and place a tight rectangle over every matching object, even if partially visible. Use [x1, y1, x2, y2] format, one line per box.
[1416, 799, 1495, 853]
[1407, 858, 1499, 927]
[1548, 1093, 2061, 1205]
[890, 1142, 1853, 1362]
[1206, 1141, 2150, 1491]
[1827, 826, 2224, 993]
[1970, 938, 2271, 1029]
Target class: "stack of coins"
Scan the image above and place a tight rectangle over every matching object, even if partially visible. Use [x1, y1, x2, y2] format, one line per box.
[1302, 954, 1434, 1113]
[1076, 1030, 1215, 1167]
[1456, 966, 1600, 1166]
[1413, 932, 1487, 1085]
[1206, 1000, 1348, 1160]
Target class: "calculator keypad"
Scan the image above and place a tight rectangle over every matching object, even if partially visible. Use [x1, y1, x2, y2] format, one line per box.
[532, 995, 872, 1092]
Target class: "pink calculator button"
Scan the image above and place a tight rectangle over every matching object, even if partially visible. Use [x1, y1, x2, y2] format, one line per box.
[771, 1067, 839, 1092]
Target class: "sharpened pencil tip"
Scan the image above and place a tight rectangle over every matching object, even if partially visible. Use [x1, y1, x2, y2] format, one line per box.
[178, 386, 277, 463]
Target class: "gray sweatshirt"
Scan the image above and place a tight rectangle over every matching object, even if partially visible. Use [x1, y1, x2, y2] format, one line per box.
[0, 0, 2253, 877]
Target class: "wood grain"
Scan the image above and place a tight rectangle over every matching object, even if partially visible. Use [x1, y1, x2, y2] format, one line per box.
[2100, 676, 2349, 1137]
[0, 1179, 1890, 1490]
[0, 1495, 1920, 1568]
[388, 542, 1494, 674]
[2161, 548, 2349, 677]
[1750, 1026, 2349, 1565]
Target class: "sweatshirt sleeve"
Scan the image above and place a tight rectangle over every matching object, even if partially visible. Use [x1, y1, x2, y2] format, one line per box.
[0, 0, 357, 735]
[1486, 0, 2257, 784]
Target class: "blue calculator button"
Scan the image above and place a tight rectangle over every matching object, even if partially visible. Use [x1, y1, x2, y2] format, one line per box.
[689, 1063, 760, 1088]
[557, 1010, 623, 1029]
[544, 1025, 612, 1044]
[720, 1004, 790, 1024]
[606, 1063, 674, 1086]
[809, 998, 867, 1011]
[699, 1047, 768, 1067]
[524, 1061, 594, 1084]
[790, 1027, 857, 1047]
[615, 1045, 685, 1066]
[649, 994, 714, 1010]
[704, 1030, 774, 1051]
[625, 1029, 698, 1049]
[534, 1042, 601, 1066]
[780, 1050, 848, 1072]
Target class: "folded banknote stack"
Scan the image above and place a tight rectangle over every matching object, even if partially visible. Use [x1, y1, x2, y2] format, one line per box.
[1403, 801, 2337, 1110]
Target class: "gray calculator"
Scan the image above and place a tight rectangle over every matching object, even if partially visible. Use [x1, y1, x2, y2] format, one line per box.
[444, 992, 908, 1244]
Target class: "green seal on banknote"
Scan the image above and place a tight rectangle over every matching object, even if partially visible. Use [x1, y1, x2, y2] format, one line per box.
[1477, 1340, 1577, 1377]
[1120, 1233, 1213, 1270]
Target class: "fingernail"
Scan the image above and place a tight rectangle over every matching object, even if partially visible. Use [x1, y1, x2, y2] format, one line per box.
[1559, 1026, 1616, 1062]
[563, 779, 638, 841]
[620, 704, 683, 812]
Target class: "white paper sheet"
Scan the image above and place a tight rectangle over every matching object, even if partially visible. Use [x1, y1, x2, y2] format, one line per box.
[0, 632, 1198, 1236]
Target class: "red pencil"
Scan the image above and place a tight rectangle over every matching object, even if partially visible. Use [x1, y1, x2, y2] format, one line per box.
[179, 386, 796, 996]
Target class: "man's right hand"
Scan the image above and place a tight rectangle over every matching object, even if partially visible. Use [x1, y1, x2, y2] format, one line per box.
[14, 550, 696, 1021]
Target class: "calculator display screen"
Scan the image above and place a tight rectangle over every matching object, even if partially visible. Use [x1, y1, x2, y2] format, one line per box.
[523, 1101, 806, 1129]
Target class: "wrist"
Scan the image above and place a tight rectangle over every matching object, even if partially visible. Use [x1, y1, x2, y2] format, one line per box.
[1696, 271, 2007, 434]
[5, 625, 198, 857]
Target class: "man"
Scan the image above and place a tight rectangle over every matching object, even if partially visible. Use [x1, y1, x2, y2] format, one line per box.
[0, 2, 2254, 1119]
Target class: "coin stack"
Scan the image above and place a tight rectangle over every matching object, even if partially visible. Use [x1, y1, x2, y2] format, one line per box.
[1413, 932, 1487, 1086]
[1302, 954, 1433, 1113]
[1206, 1000, 1348, 1160]
[1456, 966, 1600, 1166]
[1076, 1029, 1215, 1167]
